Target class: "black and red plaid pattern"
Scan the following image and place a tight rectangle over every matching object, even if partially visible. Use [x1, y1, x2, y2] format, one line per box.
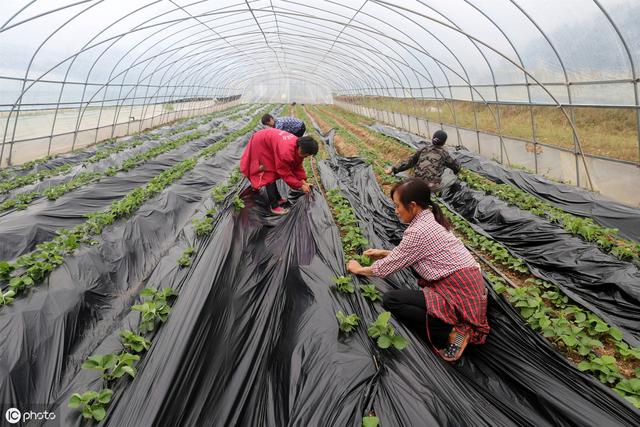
[421, 266, 489, 344]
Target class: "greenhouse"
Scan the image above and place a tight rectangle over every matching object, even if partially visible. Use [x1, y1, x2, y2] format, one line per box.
[0, 1, 639, 426]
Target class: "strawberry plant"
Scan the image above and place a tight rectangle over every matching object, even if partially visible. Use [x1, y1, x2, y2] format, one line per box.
[367, 311, 408, 350]
[212, 185, 227, 202]
[615, 342, 640, 360]
[178, 247, 195, 268]
[614, 378, 640, 408]
[68, 389, 113, 422]
[133, 287, 177, 333]
[325, 189, 369, 257]
[353, 254, 372, 267]
[360, 284, 382, 302]
[0, 261, 14, 280]
[578, 355, 623, 384]
[333, 276, 355, 294]
[0, 289, 16, 305]
[193, 217, 214, 237]
[336, 311, 360, 333]
[82, 353, 140, 381]
[8, 275, 35, 292]
[458, 169, 640, 262]
[233, 195, 245, 212]
[119, 330, 151, 353]
[362, 415, 380, 427]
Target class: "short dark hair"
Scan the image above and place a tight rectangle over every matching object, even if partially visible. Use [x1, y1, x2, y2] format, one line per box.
[390, 178, 451, 230]
[297, 136, 318, 155]
[261, 114, 274, 125]
[432, 130, 448, 146]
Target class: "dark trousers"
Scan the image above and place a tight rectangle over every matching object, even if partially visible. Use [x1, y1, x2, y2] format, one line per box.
[382, 289, 452, 348]
[293, 123, 306, 138]
[265, 182, 282, 208]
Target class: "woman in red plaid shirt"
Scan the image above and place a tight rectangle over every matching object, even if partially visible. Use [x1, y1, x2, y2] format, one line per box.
[347, 178, 489, 361]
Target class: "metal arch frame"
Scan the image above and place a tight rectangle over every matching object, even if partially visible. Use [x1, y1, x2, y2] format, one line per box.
[303, 0, 455, 134]
[505, 0, 588, 186]
[460, 0, 540, 171]
[270, 1, 424, 118]
[93, 33, 398, 127]
[95, 3, 267, 142]
[133, 41, 388, 121]
[82, 11, 428, 136]
[254, 7, 547, 133]
[127, 20, 402, 100]
[0, 3, 520, 160]
[1, 4, 264, 157]
[50, 0, 164, 153]
[1, 0, 105, 164]
[343, 0, 595, 188]
[591, 0, 640, 165]
[108, 15, 272, 137]
[278, 0, 489, 133]
[0, 0, 637, 188]
[364, 0, 505, 158]
[105, 5, 260, 138]
[76, 10, 400, 137]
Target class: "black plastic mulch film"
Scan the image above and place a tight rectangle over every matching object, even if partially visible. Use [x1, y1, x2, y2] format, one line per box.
[0, 107, 263, 425]
[1, 112, 638, 426]
[370, 123, 640, 347]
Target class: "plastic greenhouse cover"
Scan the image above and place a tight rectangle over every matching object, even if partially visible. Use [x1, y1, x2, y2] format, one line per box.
[369, 123, 640, 242]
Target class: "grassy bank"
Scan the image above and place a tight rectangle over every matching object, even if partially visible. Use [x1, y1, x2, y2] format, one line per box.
[335, 96, 639, 163]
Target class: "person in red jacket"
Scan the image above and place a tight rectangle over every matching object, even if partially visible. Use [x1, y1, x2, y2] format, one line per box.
[240, 128, 318, 214]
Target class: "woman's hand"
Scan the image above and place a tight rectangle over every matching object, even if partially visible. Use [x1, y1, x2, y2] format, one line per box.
[347, 260, 374, 276]
[364, 248, 390, 260]
[347, 260, 362, 274]
[301, 183, 312, 193]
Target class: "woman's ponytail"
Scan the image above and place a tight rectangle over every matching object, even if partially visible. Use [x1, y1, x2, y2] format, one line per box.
[430, 202, 451, 231]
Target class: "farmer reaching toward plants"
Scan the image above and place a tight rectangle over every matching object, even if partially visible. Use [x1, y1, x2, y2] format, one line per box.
[347, 178, 489, 361]
[384, 130, 461, 192]
[240, 127, 318, 215]
[261, 113, 306, 137]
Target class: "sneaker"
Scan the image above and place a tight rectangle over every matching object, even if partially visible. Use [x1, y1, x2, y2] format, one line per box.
[270, 206, 289, 215]
[438, 329, 470, 362]
[277, 197, 287, 206]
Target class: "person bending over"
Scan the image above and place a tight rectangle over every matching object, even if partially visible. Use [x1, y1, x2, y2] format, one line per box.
[385, 130, 460, 192]
[240, 128, 318, 215]
[347, 178, 489, 361]
[262, 113, 306, 138]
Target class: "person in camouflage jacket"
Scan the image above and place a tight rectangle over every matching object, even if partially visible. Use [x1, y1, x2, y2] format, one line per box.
[385, 130, 460, 191]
